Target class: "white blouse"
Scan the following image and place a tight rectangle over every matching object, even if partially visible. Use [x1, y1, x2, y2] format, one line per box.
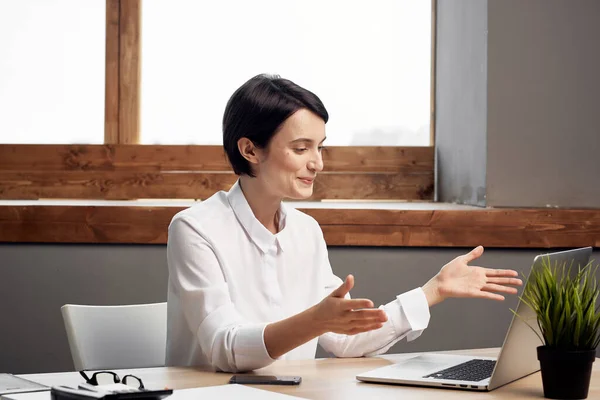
[165, 180, 430, 372]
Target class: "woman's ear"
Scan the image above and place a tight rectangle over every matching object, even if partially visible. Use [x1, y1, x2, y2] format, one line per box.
[237, 137, 260, 166]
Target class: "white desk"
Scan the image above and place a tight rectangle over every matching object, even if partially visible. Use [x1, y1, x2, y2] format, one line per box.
[11, 348, 600, 400]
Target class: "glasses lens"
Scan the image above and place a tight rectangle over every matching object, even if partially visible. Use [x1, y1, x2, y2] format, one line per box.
[122, 375, 143, 389]
[95, 372, 119, 385]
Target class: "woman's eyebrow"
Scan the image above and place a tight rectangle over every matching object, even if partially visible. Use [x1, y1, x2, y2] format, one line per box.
[290, 137, 327, 144]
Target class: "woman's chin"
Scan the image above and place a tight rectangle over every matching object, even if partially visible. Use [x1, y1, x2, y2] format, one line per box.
[287, 187, 314, 200]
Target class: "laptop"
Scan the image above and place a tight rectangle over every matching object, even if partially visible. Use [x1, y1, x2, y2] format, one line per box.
[356, 247, 593, 391]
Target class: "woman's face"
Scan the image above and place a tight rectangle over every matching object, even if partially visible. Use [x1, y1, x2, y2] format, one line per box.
[255, 109, 325, 200]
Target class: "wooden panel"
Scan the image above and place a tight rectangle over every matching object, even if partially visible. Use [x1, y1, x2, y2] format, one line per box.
[0, 145, 230, 172]
[0, 145, 433, 200]
[119, 0, 141, 144]
[0, 171, 432, 201]
[322, 146, 433, 172]
[307, 208, 591, 226]
[312, 173, 433, 200]
[104, 0, 120, 144]
[310, 208, 600, 229]
[0, 172, 237, 200]
[0, 206, 172, 244]
[0, 145, 431, 173]
[1, 206, 599, 248]
[321, 225, 600, 247]
[311, 208, 600, 247]
[306, 209, 437, 226]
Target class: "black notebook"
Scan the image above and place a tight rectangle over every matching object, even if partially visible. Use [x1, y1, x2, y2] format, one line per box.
[50, 384, 172, 400]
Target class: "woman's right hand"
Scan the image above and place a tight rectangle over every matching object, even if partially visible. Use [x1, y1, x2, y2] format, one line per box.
[312, 275, 388, 335]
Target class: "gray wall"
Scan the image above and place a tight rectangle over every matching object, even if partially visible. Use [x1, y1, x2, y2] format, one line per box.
[2, 243, 597, 374]
[437, 0, 600, 208]
[436, 0, 488, 206]
[486, 0, 600, 207]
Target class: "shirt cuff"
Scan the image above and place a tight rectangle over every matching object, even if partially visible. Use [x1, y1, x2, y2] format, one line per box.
[233, 323, 277, 371]
[198, 304, 276, 372]
[394, 287, 431, 342]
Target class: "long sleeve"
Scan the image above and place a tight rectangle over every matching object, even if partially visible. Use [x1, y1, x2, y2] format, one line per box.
[167, 215, 276, 372]
[316, 232, 431, 357]
[318, 285, 431, 357]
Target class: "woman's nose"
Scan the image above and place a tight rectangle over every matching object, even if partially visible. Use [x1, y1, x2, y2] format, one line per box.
[308, 152, 324, 172]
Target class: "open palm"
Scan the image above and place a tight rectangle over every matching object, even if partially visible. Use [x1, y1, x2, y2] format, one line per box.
[423, 246, 522, 306]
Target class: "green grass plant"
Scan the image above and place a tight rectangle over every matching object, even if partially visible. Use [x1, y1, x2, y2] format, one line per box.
[515, 257, 600, 350]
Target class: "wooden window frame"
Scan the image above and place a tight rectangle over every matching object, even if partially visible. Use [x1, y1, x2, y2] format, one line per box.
[0, 0, 435, 203]
[105, 0, 140, 144]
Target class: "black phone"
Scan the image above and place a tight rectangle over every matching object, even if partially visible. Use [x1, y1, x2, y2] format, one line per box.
[228, 375, 301, 385]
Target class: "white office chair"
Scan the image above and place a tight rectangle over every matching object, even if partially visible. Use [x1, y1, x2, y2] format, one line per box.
[61, 302, 167, 370]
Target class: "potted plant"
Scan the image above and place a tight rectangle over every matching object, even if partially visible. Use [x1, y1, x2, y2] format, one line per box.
[518, 256, 600, 399]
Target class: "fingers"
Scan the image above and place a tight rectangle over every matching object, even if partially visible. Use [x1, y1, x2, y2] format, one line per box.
[462, 246, 484, 263]
[475, 291, 506, 301]
[481, 283, 518, 295]
[331, 275, 354, 298]
[342, 298, 375, 310]
[348, 309, 388, 322]
[484, 268, 519, 278]
[486, 277, 523, 286]
[328, 307, 388, 335]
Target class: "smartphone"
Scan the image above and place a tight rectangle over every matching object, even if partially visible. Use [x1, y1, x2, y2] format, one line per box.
[228, 375, 302, 385]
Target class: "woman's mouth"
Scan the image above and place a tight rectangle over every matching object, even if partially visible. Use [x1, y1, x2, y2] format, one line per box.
[298, 177, 314, 185]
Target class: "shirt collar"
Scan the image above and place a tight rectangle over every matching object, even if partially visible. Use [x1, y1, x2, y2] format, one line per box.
[276, 203, 289, 253]
[226, 180, 289, 253]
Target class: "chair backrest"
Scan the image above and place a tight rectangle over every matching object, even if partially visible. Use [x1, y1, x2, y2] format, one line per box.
[61, 302, 167, 370]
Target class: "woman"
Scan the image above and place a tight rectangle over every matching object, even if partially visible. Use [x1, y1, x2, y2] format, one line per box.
[165, 74, 522, 372]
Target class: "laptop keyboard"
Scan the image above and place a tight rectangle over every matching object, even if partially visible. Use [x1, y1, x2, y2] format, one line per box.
[423, 359, 496, 382]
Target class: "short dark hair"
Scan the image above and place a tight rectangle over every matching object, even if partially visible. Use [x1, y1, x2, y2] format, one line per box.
[222, 74, 329, 177]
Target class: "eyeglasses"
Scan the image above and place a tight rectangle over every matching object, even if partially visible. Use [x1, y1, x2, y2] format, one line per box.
[79, 370, 145, 390]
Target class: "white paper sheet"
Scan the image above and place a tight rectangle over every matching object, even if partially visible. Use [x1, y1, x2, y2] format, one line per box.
[169, 385, 306, 399]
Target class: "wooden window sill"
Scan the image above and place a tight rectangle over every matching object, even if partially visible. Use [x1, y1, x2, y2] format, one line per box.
[1, 201, 598, 248]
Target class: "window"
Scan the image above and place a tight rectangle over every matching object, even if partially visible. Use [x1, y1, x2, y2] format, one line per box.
[0, 0, 434, 205]
[140, 0, 431, 146]
[0, 0, 105, 144]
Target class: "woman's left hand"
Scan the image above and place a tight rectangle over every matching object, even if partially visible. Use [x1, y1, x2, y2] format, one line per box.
[422, 246, 523, 307]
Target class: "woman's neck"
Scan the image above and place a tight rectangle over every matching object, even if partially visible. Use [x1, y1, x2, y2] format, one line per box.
[238, 175, 282, 234]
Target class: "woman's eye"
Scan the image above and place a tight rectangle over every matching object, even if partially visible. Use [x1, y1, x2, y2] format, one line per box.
[294, 148, 308, 153]
[318, 146, 325, 152]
